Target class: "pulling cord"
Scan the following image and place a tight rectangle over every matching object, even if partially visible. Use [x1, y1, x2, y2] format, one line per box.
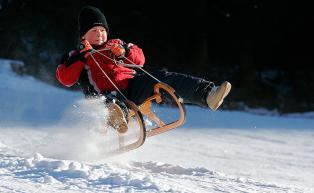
[89, 53, 128, 101]
[92, 48, 161, 83]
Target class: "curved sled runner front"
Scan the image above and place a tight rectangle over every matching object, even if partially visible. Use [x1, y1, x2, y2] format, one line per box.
[135, 82, 186, 137]
[111, 100, 146, 155]
[112, 82, 186, 154]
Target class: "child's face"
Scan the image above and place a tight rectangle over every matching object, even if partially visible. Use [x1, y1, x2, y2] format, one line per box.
[82, 26, 107, 46]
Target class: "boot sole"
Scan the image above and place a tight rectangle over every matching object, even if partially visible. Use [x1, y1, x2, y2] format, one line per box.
[108, 103, 128, 134]
[211, 82, 232, 111]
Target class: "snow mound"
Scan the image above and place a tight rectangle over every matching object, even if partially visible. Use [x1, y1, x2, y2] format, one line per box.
[0, 152, 304, 193]
[0, 59, 82, 126]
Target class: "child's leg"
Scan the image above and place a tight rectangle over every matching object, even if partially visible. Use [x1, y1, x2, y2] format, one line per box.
[104, 93, 129, 119]
[122, 72, 157, 105]
[152, 70, 214, 107]
[123, 70, 214, 107]
[103, 94, 129, 133]
[153, 71, 231, 110]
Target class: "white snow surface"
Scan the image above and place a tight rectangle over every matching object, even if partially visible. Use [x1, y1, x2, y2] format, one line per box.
[0, 59, 314, 193]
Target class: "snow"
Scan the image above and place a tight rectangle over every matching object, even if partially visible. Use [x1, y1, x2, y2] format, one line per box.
[1, 59, 314, 192]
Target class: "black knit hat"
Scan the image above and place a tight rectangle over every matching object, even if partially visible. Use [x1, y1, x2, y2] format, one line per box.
[78, 6, 109, 37]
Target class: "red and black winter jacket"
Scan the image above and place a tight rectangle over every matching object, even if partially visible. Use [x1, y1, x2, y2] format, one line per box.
[56, 39, 145, 96]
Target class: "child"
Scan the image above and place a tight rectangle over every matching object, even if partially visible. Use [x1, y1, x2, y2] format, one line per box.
[56, 6, 231, 133]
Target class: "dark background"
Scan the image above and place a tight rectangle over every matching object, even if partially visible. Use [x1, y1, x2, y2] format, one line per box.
[0, 0, 313, 113]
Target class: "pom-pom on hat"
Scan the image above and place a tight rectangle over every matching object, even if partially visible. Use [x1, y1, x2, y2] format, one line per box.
[78, 6, 109, 37]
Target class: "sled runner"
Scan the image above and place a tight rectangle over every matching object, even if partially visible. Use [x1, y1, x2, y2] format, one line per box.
[89, 48, 186, 154]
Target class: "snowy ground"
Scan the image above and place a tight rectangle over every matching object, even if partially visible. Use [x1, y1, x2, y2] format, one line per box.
[1, 59, 314, 192]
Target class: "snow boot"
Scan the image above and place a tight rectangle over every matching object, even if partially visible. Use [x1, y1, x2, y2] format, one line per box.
[107, 103, 128, 134]
[206, 81, 232, 111]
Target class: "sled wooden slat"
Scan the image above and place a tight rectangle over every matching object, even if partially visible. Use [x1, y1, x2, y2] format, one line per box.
[145, 83, 186, 137]
[115, 100, 146, 154]
[138, 94, 165, 127]
[115, 83, 186, 154]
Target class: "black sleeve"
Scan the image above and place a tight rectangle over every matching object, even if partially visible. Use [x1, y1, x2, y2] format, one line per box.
[60, 50, 86, 67]
[120, 40, 130, 56]
[59, 53, 70, 64]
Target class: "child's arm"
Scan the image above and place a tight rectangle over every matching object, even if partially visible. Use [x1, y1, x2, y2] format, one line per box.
[125, 43, 145, 67]
[56, 51, 85, 87]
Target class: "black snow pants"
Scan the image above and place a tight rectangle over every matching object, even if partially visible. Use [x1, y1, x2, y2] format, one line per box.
[121, 70, 214, 107]
[80, 70, 214, 119]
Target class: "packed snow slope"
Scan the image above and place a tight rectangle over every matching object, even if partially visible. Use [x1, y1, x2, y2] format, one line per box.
[1, 59, 314, 193]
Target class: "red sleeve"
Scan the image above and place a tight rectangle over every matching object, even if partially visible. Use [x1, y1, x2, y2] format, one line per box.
[126, 43, 145, 66]
[56, 59, 85, 87]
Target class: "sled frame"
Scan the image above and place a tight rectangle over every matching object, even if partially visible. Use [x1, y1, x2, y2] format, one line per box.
[129, 82, 186, 137]
[110, 83, 186, 155]
[109, 100, 146, 155]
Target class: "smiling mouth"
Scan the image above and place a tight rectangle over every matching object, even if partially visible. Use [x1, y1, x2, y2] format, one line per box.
[94, 39, 104, 44]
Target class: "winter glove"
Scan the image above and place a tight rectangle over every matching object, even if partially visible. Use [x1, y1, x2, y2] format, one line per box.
[60, 50, 87, 67]
[108, 43, 125, 58]
[79, 39, 93, 58]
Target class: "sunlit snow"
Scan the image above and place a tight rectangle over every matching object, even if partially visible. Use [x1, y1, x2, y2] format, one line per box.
[1, 59, 314, 193]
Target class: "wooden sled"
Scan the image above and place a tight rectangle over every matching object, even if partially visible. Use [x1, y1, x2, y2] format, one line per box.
[113, 82, 186, 154]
